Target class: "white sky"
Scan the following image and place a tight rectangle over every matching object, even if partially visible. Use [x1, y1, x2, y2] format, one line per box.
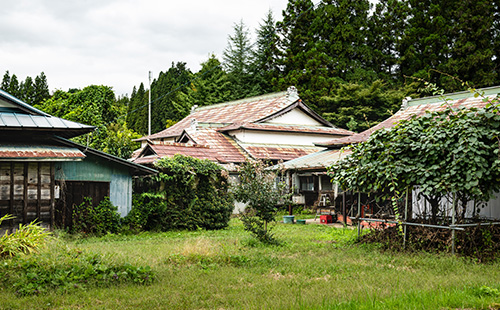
[0, 0, 291, 97]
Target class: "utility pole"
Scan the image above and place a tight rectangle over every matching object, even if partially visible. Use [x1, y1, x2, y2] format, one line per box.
[148, 71, 151, 136]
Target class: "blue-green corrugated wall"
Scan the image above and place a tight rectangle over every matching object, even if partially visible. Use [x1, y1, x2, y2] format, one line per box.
[55, 154, 132, 217]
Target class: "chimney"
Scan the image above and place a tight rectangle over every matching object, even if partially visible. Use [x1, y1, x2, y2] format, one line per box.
[287, 86, 299, 102]
[190, 118, 197, 131]
[401, 97, 412, 110]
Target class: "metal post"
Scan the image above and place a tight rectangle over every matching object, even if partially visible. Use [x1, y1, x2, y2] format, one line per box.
[357, 192, 361, 237]
[342, 191, 346, 226]
[452, 193, 456, 255]
[148, 71, 152, 136]
[403, 188, 408, 250]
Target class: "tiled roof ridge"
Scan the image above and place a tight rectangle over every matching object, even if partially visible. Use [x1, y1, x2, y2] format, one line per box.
[194, 91, 288, 112]
[150, 141, 210, 149]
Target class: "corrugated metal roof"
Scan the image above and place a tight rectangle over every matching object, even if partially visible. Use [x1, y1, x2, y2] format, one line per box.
[219, 122, 354, 136]
[0, 112, 93, 130]
[0, 90, 95, 138]
[276, 148, 352, 170]
[239, 143, 322, 161]
[137, 91, 296, 141]
[183, 128, 247, 163]
[0, 142, 85, 161]
[317, 94, 496, 148]
[0, 89, 51, 116]
[131, 143, 220, 165]
[54, 137, 157, 175]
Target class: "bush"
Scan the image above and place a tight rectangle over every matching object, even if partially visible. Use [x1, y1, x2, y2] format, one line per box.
[0, 214, 51, 258]
[71, 197, 121, 236]
[125, 155, 233, 231]
[233, 160, 291, 244]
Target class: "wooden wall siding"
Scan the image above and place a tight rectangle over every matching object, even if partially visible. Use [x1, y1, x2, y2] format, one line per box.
[0, 162, 55, 230]
[55, 181, 110, 228]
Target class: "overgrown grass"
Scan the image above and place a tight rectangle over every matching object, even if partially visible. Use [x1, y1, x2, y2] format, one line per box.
[1, 219, 499, 309]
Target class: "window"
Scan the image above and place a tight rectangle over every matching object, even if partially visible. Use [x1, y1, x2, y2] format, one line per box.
[299, 176, 314, 191]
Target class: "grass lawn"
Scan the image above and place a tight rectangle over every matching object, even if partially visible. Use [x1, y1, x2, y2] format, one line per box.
[1, 219, 499, 310]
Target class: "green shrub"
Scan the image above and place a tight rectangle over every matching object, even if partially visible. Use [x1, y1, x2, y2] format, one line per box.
[0, 214, 51, 258]
[72, 197, 121, 236]
[125, 155, 233, 231]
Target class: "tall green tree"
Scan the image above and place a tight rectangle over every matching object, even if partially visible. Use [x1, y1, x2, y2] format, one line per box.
[127, 83, 148, 135]
[20, 76, 35, 106]
[249, 9, 281, 93]
[1, 71, 11, 91]
[367, 0, 409, 84]
[320, 81, 404, 132]
[314, 0, 374, 83]
[276, 0, 317, 90]
[7, 74, 20, 98]
[33, 72, 50, 105]
[190, 54, 232, 106]
[150, 62, 193, 133]
[442, 0, 497, 90]
[223, 20, 259, 99]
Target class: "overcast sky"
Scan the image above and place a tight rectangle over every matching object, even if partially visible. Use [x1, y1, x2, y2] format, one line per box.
[1, 0, 291, 97]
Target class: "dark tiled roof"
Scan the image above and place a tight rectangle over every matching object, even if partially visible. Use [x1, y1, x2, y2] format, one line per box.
[317, 95, 495, 147]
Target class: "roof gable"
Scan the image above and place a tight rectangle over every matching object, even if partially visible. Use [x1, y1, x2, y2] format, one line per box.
[139, 90, 299, 141]
[317, 90, 498, 148]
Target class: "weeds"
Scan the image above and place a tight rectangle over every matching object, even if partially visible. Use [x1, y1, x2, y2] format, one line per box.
[0, 214, 51, 258]
[0, 240, 154, 296]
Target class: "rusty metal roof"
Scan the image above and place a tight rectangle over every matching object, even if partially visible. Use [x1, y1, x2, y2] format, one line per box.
[0, 142, 85, 161]
[317, 94, 497, 148]
[276, 148, 352, 170]
[137, 91, 298, 141]
[132, 143, 220, 165]
[182, 128, 247, 163]
[218, 122, 354, 136]
[239, 143, 323, 161]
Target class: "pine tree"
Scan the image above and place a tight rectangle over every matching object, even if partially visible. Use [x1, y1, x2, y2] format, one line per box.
[8, 74, 20, 98]
[150, 62, 193, 133]
[443, 0, 497, 90]
[367, 0, 409, 84]
[33, 72, 50, 105]
[1, 71, 11, 91]
[127, 83, 148, 135]
[223, 20, 258, 99]
[21, 76, 36, 105]
[398, 0, 455, 88]
[314, 0, 373, 83]
[249, 9, 281, 93]
[190, 54, 232, 106]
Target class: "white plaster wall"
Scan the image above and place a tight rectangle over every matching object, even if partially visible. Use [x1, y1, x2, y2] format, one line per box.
[230, 130, 338, 146]
[266, 109, 323, 126]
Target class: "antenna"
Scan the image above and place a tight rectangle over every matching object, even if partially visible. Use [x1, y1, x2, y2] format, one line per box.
[148, 71, 152, 136]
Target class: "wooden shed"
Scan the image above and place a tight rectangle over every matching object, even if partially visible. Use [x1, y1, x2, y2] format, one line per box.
[0, 89, 155, 231]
